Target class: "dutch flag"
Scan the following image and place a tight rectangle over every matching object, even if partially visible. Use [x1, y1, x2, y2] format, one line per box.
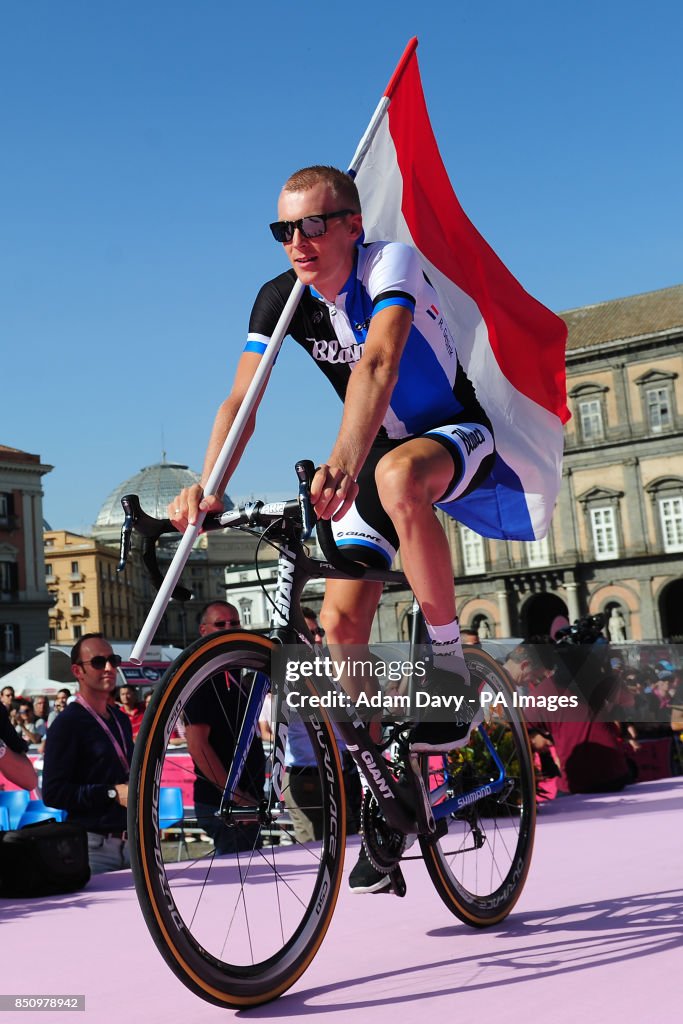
[355, 42, 569, 542]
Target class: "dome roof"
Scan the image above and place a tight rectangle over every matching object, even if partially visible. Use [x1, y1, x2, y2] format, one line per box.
[93, 461, 233, 533]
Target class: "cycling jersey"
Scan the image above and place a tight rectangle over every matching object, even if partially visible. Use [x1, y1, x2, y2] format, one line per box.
[246, 241, 489, 439]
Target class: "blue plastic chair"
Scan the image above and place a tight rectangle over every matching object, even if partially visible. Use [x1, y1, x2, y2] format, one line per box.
[158, 787, 188, 860]
[25, 799, 66, 820]
[17, 808, 66, 828]
[0, 806, 9, 831]
[0, 790, 30, 830]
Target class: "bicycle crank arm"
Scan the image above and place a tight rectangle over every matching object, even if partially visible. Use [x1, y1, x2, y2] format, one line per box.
[409, 753, 436, 835]
[389, 865, 407, 898]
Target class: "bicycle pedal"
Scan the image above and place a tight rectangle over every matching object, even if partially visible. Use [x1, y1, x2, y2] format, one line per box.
[420, 817, 449, 844]
[389, 865, 407, 898]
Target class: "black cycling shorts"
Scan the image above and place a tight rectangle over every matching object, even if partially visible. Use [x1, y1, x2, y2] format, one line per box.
[331, 419, 495, 568]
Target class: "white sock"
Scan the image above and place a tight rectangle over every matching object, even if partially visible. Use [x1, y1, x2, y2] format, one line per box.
[425, 619, 469, 683]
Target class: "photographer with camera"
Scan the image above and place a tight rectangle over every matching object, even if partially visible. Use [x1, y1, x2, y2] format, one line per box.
[525, 618, 637, 795]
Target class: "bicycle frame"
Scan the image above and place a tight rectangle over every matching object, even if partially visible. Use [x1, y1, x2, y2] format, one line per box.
[123, 464, 535, 1010]
[218, 502, 508, 838]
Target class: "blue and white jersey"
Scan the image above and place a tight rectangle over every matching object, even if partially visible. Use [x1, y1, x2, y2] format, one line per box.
[246, 241, 488, 439]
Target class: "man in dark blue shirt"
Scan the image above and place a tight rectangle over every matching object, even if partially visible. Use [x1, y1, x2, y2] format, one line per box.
[43, 633, 133, 874]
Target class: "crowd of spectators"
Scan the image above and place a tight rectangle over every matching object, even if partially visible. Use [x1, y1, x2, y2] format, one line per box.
[0, 679, 158, 757]
[500, 628, 683, 798]
[0, 685, 70, 755]
[1, 618, 681, 887]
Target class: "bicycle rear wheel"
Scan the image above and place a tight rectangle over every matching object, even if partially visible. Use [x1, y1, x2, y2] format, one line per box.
[129, 631, 346, 1009]
[419, 648, 535, 926]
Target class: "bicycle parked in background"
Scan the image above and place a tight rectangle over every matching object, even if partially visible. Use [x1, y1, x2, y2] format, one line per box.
[120, 460, 536, 1009]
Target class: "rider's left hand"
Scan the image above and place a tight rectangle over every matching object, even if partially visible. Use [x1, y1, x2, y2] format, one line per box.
[310, 463, 358, 521]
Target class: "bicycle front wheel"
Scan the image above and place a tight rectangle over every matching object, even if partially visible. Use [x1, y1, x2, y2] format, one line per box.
[419, 648, 536, 926]
[129, 631, 346, 1009]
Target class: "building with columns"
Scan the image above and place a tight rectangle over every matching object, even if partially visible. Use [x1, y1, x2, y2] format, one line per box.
[371, 283, 683, 643]
[0, 445, 53, 675]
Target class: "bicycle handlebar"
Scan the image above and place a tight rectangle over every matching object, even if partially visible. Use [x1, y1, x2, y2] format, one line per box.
[117, 460, 367, 598]
[294, 459, 363, 579]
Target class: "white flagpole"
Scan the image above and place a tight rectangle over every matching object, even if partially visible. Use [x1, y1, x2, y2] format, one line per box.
[130, 281, 304, 663]
[130, 39, 418, 664]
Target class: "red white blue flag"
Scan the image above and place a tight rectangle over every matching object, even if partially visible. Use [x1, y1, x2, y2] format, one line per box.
[354, 42, 568, 541]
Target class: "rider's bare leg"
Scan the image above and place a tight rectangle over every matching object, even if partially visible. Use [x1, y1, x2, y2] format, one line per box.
[374, 437, 460, 629]
[320, 577, 384, 702]
[375, 439, 479, 752]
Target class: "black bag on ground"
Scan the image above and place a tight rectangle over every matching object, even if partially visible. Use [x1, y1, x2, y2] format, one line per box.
[0, 819, 90, 897]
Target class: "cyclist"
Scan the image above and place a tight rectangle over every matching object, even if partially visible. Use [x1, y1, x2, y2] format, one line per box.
[170, 165, 495, 882]
[171, 163, 495, 745]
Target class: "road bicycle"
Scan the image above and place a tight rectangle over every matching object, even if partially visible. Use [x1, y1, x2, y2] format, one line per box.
[120, 460, 536, 1009]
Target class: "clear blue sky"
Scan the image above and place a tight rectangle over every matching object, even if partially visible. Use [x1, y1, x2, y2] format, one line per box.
[2, 0, 681, 534]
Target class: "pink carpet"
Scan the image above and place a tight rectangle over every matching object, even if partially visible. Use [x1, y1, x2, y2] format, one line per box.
[2, 777, 681, 1023]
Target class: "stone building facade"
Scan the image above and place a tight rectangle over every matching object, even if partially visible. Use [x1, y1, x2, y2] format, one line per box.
[370, 284, 683, 644]
[44, 530, 136, 643]
[0, 445, 53, 675]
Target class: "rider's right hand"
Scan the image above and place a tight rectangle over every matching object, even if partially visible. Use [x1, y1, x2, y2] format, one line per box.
[168, 484, 223, 531]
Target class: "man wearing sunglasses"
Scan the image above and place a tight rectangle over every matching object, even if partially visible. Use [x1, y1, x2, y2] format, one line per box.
[169, 166, 496, 882]
[43, 633, 133, 874]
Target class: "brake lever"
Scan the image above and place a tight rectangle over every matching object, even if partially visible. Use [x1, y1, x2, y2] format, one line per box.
[295, 459, 316, 541]
[294, 459, 365, 579]
[117, 493, 193, 602]
[118, 499, 134, 573]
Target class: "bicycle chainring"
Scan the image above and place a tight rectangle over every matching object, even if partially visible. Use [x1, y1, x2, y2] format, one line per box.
[360, 790, 407, 872]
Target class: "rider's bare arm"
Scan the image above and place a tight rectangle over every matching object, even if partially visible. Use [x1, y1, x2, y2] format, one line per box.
[0, 744, 38, 791]
[311, 304, 413, 521]
[169, 351, 270, 529]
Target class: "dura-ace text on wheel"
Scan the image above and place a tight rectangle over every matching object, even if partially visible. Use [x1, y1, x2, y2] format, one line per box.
[419, 648, 536, 926]
[129, 632, 346, 1009]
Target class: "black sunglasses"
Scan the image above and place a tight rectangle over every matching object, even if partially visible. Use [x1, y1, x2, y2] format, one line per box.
[210, 618, 240, 629]
[77, 654, 123, 670]
[269, 209, 354, 244]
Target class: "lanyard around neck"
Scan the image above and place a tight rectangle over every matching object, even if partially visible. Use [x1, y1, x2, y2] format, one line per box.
[75, 694, 130, 773]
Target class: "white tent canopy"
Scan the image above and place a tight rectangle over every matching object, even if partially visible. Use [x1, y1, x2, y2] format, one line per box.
[2, 643, 183, 698]
[1, 645, 73, 697]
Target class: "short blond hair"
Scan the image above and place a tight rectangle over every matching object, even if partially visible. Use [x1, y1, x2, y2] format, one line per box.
[282, 165, 361, 212]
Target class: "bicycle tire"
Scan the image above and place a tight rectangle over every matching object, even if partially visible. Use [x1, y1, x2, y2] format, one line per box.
[419, 648, 536, 926]
[129, 631, 346, 1009]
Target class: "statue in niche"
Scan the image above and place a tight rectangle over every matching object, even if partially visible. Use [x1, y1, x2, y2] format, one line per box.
[607, 607, 626, 643]
[477, 619, 491, 642]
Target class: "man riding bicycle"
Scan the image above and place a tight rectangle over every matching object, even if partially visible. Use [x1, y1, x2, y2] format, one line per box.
[170, 165, 496, 888]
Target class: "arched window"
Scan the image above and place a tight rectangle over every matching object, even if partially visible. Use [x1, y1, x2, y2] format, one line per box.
[646, 478, 683, 554]
[460, 526, 486, 575]
[569, 382, 609, 444]
[239, 599, 253, 627]
[635, 369, 678, 435]
[525, 535, 550, 567]
[577, 486, 623, 561]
